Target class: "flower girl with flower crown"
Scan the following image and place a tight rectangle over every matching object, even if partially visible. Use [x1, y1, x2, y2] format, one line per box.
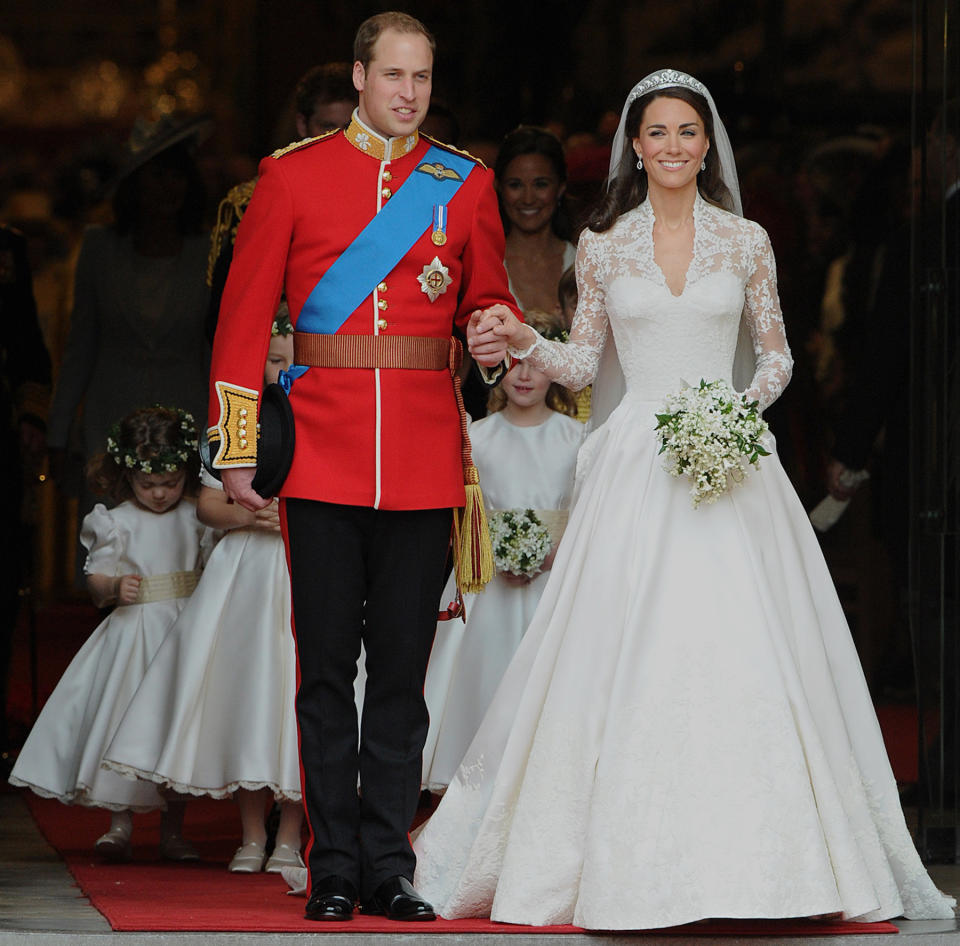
[10, 406, 211, 862]
[103, 309, 365, 875]
[421, 309, 584, 792]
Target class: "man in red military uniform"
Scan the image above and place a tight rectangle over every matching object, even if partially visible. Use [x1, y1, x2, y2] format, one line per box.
[209, 11, 517, 922]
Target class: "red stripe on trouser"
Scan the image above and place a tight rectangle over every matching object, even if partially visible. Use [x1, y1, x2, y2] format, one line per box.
[278, 498, 315, 898]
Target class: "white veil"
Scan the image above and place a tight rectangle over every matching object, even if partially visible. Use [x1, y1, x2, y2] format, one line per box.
[589, 68, 755, 430]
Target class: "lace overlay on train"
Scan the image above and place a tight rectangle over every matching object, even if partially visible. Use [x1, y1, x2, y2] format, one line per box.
[414, 196, 954, 930]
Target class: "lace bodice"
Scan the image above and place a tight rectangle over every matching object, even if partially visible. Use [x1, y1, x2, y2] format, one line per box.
[520, 196, 793, 412]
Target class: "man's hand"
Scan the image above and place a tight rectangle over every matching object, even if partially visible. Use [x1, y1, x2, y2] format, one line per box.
[466, 305, 516, 366]
[222, 467, 271, 511]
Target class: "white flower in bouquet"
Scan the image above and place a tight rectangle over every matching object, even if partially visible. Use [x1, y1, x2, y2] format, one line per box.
[654, 379, 770, 508]
[488, 508, 552, 578]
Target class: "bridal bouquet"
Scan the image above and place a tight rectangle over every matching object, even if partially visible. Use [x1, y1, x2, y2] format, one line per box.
[655, 379, 770, 508]
[488, 508, 552, 578]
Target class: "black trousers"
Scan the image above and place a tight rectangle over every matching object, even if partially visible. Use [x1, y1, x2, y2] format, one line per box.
[282, 499, 451, 899]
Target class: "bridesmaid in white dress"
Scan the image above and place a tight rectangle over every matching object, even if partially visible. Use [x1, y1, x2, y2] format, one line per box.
[103, 314, 366, 874]
[422, 309, 584, 792]
[413, 70, 956, 929]
[10, 406, 209, 861]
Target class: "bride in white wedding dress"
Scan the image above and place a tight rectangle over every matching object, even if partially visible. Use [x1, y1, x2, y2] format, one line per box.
[411, 70, 956, 930]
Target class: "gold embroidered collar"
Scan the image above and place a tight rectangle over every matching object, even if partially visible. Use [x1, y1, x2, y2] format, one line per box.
[345, 110, 419, 162]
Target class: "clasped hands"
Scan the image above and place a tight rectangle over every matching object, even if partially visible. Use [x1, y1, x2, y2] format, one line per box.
[465, 304, 535, 364]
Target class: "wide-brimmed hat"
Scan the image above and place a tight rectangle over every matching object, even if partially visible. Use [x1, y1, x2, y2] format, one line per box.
[114, 112, 214, 185]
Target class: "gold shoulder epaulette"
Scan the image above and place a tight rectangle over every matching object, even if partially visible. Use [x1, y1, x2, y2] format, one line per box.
[421, 134, 486, 170]
[270, 128, 340, 160]
[225, 178, 258, 208]
[207, 178, 258, 285]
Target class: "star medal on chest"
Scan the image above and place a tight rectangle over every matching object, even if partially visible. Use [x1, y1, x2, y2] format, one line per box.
[418, 256, 452, 302]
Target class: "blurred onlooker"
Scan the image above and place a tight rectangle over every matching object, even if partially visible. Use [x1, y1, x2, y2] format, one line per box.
[826, 140, 924, 512]
[292, 62, 356, 139]
[495, 125, 578, 318]
[46, 114, 212, 551]
[0, 222, 51, 763]
[207, 63, 355, 342]
[817, 139, 918, 690]
[420, 98, 461, 146]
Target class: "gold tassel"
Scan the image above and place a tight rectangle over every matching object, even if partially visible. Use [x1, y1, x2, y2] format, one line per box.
[454, 464, 494, 594]
[447, 337, 495, 597]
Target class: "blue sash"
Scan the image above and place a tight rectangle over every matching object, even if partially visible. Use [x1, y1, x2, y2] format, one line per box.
[296, 145, 474, 335]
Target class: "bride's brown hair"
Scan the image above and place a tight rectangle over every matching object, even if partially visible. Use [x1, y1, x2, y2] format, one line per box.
[587, 87, 733, 234]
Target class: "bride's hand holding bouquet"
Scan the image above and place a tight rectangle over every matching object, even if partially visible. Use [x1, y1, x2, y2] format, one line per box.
[655, 379, 770, 508]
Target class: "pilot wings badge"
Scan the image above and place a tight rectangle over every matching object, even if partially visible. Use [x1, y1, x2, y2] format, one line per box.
[418, 256, 452, 303]
[416, 161, 463, 182]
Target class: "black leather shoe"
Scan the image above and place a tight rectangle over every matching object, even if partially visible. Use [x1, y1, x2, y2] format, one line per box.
[363, 875, 436, 921]
[305, 875, 357, 921]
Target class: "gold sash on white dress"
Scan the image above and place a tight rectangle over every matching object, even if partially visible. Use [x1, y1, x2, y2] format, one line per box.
[132, 570, 200, 604]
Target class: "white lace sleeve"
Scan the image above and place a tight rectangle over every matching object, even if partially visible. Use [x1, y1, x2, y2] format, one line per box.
[742, 226, 793, 412]
[514, 233, 609, 391]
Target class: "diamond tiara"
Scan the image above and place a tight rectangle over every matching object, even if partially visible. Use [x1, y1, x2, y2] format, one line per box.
[627, 69, 708, 105]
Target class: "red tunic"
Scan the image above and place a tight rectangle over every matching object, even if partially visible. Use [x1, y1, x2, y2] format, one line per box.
[208, 115, 518, 510]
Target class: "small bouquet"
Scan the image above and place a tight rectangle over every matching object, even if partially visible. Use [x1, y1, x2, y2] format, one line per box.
[654, 379, 770, 508]
[488, 508, 552, 578]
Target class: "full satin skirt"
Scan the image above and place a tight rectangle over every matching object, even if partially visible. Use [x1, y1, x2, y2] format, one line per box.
[103, 529, 366, 800]
[9, 601, 183, 811]
[423, 569, 549, 791]
[413, 394, 955, 929]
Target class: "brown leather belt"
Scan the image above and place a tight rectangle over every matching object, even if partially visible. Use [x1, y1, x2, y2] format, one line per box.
[293, 333, 450, 370]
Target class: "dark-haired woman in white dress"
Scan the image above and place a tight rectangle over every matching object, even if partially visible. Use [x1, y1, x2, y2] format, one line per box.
[412, 70, 955, 930]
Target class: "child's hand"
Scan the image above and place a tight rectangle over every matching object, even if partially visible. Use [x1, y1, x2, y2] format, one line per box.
[499, 546, 556, 587]
[499, 571, 532, 587]
[253, 500, 281, 533]
[115, 574, 142, 605]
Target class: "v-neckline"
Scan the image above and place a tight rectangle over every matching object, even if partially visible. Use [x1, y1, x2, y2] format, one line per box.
[647, 197, 698, 299]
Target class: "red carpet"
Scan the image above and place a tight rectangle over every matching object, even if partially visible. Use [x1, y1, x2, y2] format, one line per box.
[23, 794, 897, 935]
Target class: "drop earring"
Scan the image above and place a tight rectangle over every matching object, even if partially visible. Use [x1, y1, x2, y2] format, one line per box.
[700, 160, 706, 171]
[636, 156, 643, 171]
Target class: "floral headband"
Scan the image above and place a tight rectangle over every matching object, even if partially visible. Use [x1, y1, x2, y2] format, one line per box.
[106, 406, 198, 475]
[524, 309, 569, 344]
[271, 306, 294, 337]
[539, 324, 569, 343]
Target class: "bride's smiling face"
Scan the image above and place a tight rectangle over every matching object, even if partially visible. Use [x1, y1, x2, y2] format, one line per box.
[632, 96, 709, 195]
